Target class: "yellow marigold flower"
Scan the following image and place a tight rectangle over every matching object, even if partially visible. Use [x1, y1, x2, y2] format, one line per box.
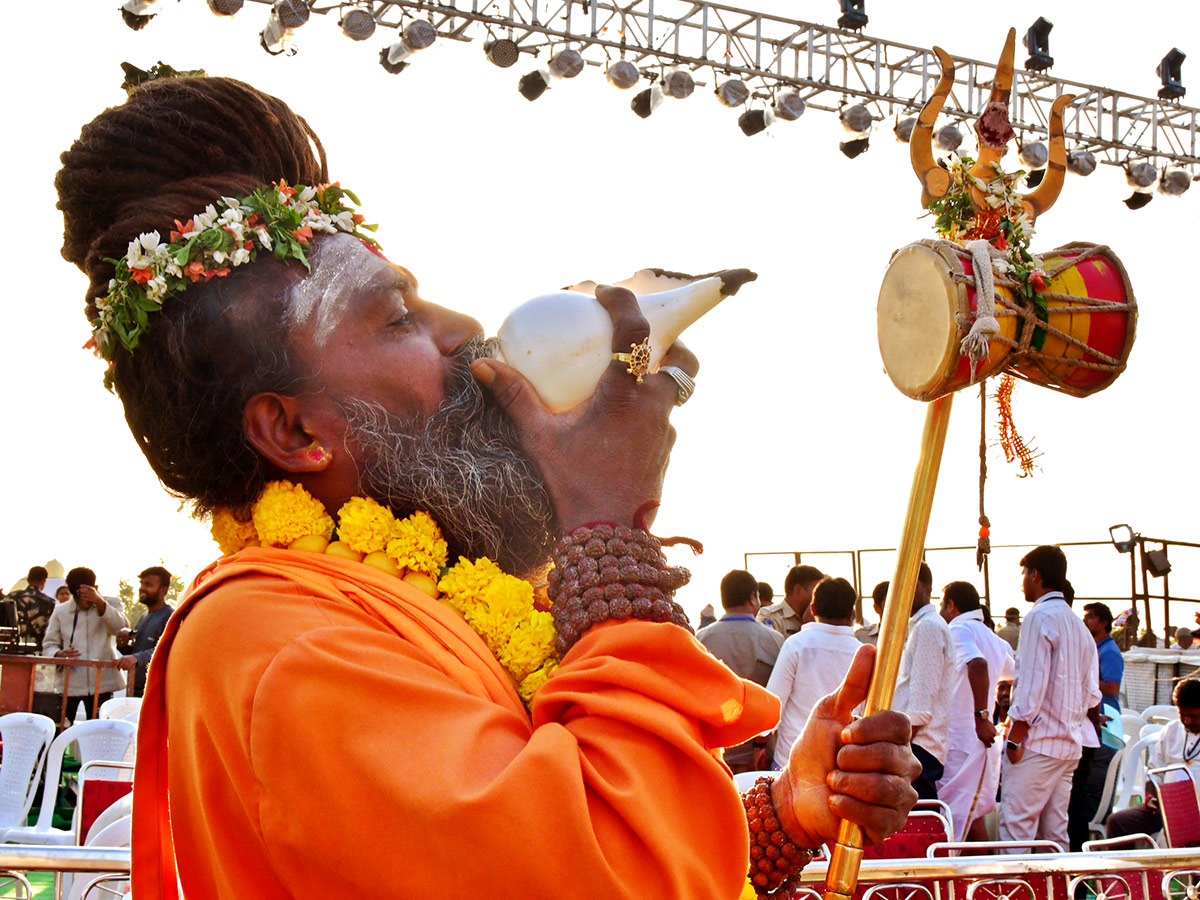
[498, 610, 557, 682]
[210, 509, 258, 556]
[517, 659, 559, 704]
[336, 496, 398, 554]
[464, 574, 533, 655]
[437, 556, 504, 616]
[385, 511, 448, 578]
[252, 480, 334, 547]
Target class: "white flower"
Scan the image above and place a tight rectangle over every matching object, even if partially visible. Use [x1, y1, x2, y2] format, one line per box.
[212, 250, 227, 264]
[231, 246, 252, 266]
[139, 232, 161, 253]
[993, 259, 1012, 274]
[333, 210, 356, 232]
[195, 205, 218, 230]
[145, 275, 168, 303]
[95, 294, 111, 312]
[223, 221, 245, 242]
[298, 185, 317, 203]
[255, 227, 273, 251]
[165, 260, 183, 278]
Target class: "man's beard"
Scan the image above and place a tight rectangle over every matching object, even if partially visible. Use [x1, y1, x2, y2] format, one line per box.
[336, 339, 557, 576]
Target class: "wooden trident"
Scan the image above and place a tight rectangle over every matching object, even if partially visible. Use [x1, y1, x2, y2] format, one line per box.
[822, 30, 1075, 900]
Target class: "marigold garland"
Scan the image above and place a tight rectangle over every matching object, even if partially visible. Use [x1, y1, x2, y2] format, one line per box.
[210, 481, 560, 705]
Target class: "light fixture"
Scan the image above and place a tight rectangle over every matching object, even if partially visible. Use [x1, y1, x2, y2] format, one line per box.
[1019, 141, 1049, 170]
[893, 116, 916, 143]
[631, 87, 659, 118]
[207, 0, 244, 14]
[1124, 192, 1154, 210]
[379, 21, 437, 74]
[1145, 548, 1172, 577]
[1159, 167, 1192, 196]
[738, 109, 772, 137]
[1067, 148, 1097, 176]
[839, 104, 872, 135]
[716, 79, 749, 108]
[1158, 48, 1186, 101]
[548, 49, 584, 79]
[1023, 17, 1053, 72]
[1126, 161, 1158, 189]
[837, 0, 867, 31]
[840, 138, 870, 159]
[661, 68, 695, 100]
[339, 8, 375, 41]
[120, 0, 158, 30]
[774, 92, 805, 122]
[485, 39, 520, 69]
[1109, 524, 1136, 553]
[518, 71, 550, 101]
[261, 0, 308, 53]
[935, 124, 962, 153]
[606, 60, 639, 90]
[273, 0, 309, 29]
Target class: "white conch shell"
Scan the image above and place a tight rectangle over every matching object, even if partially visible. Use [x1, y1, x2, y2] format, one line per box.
[494, 268, 756, 412]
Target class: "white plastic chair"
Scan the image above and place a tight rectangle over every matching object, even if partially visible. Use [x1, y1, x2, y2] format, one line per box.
[0, 713, 56, 834]
[98, 697, 141, 724]
[1087, 744, 1127, 841]
[65, 815, 131, 900]
[1143, 704, 1180, 724]
[1141, 722, 1165, 741]
[1113, 730, 1164, 812]
[1121, 711, 1146, 744]
[2, 719, 136, 845]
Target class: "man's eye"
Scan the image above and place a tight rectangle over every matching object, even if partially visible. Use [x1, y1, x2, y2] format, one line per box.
[388, 312, 413, 328]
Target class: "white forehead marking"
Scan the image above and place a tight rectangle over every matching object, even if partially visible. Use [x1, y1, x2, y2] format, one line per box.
[286, 238, 381, 348]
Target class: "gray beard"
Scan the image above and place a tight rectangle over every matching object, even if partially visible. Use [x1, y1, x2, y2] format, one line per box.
[336, 339, 557, 576]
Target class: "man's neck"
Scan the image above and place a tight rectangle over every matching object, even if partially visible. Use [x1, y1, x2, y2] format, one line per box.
[721, 605, 756, 618]
[785, 595, 807, 616]
[144, 599, 167, 613]
[815, 616, 852, 628]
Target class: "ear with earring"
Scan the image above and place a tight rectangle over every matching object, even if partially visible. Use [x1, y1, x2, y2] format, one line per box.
[302, 439, 333, 468]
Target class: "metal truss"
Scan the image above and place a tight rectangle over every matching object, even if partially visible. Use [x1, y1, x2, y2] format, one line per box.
[244, 0, 1200, 171]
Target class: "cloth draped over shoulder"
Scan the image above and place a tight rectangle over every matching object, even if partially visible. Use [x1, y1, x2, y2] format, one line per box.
[132, 547, 779, 899]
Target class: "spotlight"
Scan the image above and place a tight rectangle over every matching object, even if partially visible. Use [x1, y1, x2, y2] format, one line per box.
[1124, 192, 1153, 210]
[120, 0, 158, 30]
[1109, 524, 1136, 554]
[1145, 548, 1172, 578]
[379, 21, 437, 74]
[738, 109, 772, 137]
[837, 0, 867, 32]
[518, 70, 550, 101]
[839, 103, 872, 135]
[1158, 48, 1186, 101]
[485, 38, 520, 69]
[273, 0, 309, 30]
[1026, 169, 1046, 188]
[1066, 148, 1097, 176]
[548, 49, 584, 79]
[1160, 167, 1192, 196]
[774, 92, 806, 122]
[261, 0, 308, 52]
[631, 87, 656, 118]
[716, 79, 749, 108]
[662, 68, 695, 100]
[840, 137, 870, 159]
[339, 8, 375, 41]
[607, 60, 639, 90]
[1023, 17, 1053, 72]
[1126, 161, 1158, 189]
[1019, 141, 1049, 170]
[893, 116, 916, 143]
[207, 0, 243, 14]
[935, 124, 962, 153]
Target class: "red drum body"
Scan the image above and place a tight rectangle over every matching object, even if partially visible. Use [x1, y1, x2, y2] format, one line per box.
[877, 240, 1136, 402]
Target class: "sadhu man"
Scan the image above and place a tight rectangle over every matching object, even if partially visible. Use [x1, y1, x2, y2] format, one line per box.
[57, 76, 919, 899]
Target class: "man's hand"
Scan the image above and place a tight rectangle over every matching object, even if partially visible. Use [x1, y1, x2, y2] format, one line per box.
[771, 645, 920, 848]
[77, 584, 106, 614]
[975, 716, 997, 746]
[116, 628, 132, 650]
[1005, 741, 1024, 764]
[56, 648, 81, 659]
[116, 656, 137, 671]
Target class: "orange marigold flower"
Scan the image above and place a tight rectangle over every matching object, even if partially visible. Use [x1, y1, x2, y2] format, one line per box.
[353, 213, 364, 223]
[170, 218, 195, 241]
[243, 240, 253, 250]
[205, 267, 231, 281]
[295, 224, 313, 244]
[185, 260, 206, 283]
[276, 180, 296, 198]
[130, 267, 154, 284]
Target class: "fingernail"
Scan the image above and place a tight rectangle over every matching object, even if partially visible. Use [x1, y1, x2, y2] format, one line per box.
[470, 359, 496, 386]
[841, 726, 853, 743]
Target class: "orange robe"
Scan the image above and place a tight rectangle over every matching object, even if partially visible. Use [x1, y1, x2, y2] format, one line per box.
[133, 547, 779, 899]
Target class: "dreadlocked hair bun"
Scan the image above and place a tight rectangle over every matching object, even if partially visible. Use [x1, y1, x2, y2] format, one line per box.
[55, 76, 331, 516]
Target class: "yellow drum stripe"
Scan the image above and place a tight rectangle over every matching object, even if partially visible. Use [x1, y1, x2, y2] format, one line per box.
[1041, 254, 1092, 376]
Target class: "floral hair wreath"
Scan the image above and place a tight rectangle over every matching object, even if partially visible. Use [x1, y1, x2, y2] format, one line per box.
[90, 180, 381, 384]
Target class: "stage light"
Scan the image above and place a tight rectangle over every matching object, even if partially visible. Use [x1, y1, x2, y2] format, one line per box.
[486, 39, 520, 69]
[935, 124, 962, 153]
[1019, 141, 1048, 170]
[261, 0, 308, 52]
[893, 116, 916, 143]
[339, 8, 375, 41]
[120, 0, 158, 30]
[207, 0, 244, 15]
[273, 0, 309, 30]
[1158, 48, 1186, 101]
[518, 71, 550, 101]
[1109, 524, 1136, 554]
[379, 21, 437, 74]
[1023, 17, 1053, 72]
[1066, 148, 1097, 176]
[839, 104, 872, 135]
[631, 87, 657, 118]
[607, 60, 639, 90]
[837, 0, 867, 32]
[1126, 162, 1157, 189]
[1145, 548, 1172, 577]
[716, 79, 749, 108]
[738, 109, 772, 136]
[1124, 192, 1153, 210]
[840, 137, 869, 159]
[548, 49, 584, 79]
[774, 92, 806, 122]
[1159, 167, 1192, 196]
[662, 68, 695, 100]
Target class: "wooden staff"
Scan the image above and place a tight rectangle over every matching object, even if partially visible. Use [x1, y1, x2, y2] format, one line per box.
[823, 393, 955, 900]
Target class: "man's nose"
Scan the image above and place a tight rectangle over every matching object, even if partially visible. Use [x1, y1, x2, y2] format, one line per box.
[428, 302, 485, 356]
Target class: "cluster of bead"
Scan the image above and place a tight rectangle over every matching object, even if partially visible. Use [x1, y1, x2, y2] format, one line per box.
[743, 777, 813, 896]
[547, 523, 692, 655]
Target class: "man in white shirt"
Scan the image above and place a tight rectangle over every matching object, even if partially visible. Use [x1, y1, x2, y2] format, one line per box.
[999, 546, 1101, 851]
[893, 562, 955, 800]
[937, 580, 1015, 840]
[1107, 678, 1200, 839]
[764, 576, 861, 769]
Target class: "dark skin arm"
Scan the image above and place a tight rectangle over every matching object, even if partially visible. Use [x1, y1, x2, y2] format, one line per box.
[1099, 680, 1120, 696]
[967, 658, 997, 745]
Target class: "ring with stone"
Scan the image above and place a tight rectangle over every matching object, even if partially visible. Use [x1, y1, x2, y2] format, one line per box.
[612, 337, 652, 384]
[660, 366, 696, 406]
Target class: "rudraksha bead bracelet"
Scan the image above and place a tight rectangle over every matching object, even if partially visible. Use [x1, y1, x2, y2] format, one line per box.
[743, 776, 815, 896]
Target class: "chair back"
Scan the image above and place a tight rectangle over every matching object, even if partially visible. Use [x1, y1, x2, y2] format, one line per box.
[1150, 764, 1200, 848]
[1087, 744, 1127, 840]
[1144, 704, 1181, 724]
[1122, 711, 1147, 744]
[75, 761, 135, 843]
[863, 810, 950, 859]
[1114, 732, 1164, 811]
[26, 719, 137, 834]
[97, 697, 142, 724]
[0, 714, 55, 829]
[927, 839, 1063, 857]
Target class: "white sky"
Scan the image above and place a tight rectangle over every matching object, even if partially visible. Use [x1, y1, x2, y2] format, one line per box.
[3, 0, 1198, 628]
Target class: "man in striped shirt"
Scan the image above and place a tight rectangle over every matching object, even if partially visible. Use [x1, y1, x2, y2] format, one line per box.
[998, 545, 1101, 851]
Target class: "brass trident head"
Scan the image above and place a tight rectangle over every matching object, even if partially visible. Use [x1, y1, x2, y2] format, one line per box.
[910, 28, 1075, 224]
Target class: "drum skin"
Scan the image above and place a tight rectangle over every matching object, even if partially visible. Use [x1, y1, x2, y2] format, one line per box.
[877, 240, 1136, 401]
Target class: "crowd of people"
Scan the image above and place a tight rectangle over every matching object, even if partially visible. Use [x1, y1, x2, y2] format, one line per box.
[2, 564, 176, 717]
[697, 544, 1144, 852]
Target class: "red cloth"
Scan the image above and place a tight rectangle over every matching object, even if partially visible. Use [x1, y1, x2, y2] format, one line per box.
[133, 547, 778, 899]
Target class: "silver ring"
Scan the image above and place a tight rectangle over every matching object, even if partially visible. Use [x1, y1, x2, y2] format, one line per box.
[660, 366, 696, 406]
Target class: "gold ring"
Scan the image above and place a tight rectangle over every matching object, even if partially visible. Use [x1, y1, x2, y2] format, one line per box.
[613, 337, 652, 384]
